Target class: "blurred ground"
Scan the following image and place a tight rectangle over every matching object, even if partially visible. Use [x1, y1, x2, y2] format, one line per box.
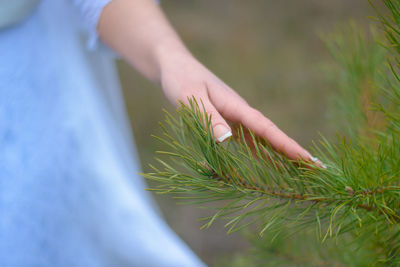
[117, 1, 376, 265]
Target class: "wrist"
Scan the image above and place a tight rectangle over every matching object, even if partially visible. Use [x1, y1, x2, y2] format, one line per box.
[154, 37, 193, 80]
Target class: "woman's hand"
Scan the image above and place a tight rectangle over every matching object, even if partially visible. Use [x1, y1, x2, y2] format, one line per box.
[98, 0, 321, 164]
[159, 50, 315, 162]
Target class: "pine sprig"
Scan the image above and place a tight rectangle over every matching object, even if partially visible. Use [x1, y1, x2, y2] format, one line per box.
[143, 97, 400, 238]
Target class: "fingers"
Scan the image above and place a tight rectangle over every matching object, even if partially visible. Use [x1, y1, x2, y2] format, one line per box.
[177, 79, 323, 165]
[213, 90, 313, 161]
[200, 99, 232, 142]
[206, 83, 320, 162]
[241, 107, 312, 161]
[182, 93, 232, 143]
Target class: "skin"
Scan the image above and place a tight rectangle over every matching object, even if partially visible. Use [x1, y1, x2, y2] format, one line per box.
[97, 0, 317, 162]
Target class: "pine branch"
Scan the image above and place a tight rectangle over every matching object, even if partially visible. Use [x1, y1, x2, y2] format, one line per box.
[203, 161, 400, 219]
[143, 98, 400, 239]
[143, 1, 400, 264]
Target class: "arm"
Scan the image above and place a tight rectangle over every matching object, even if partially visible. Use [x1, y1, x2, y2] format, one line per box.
[97, 0, 316, 162]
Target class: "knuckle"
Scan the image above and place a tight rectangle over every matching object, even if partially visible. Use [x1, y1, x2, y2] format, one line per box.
[266, 121, 277, 130]
[261, 121, 277, 136]
[248, 108, 263, 120]
[279, 142, 288, 152]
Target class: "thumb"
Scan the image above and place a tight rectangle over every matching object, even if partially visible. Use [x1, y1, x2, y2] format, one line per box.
[201, 99, 232, 143]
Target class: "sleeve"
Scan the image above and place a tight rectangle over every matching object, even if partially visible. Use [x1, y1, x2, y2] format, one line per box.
[71, 0, 114, 52]
[72, 0, 161, 53]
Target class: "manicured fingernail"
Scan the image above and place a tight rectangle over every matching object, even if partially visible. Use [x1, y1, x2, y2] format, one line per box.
[214, 124, 232, 143]
[310, 156, 327, 169]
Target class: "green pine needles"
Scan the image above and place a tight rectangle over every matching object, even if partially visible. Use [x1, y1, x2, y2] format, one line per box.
[143, 1, 400, 265]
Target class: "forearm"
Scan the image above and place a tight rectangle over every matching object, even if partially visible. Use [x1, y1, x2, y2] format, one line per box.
[97, 0, 190, 82]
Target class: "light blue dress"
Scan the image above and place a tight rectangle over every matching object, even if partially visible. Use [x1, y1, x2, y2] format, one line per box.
[0, 0, 205, 266]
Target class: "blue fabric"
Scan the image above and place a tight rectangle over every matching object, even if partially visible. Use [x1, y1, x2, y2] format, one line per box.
[71, 0, 113, 50]
[0, 0, 205, 266]
[0, 0, 40, 29]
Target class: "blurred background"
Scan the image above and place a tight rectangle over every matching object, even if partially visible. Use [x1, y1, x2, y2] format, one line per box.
[117, 1, 376, 265]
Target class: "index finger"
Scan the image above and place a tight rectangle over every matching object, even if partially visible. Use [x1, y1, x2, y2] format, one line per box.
[232, 105, 312, 161]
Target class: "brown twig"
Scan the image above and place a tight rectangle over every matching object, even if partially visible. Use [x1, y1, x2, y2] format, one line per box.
[207, 166, 400, 222]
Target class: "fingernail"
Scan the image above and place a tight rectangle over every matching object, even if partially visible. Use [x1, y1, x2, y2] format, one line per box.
[214, 124, 232, 143]
[310, 156, 327, 169]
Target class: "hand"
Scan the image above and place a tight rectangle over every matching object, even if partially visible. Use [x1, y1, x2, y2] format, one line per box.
[159, 50, 316, 162]
[98, 0, 321, 164]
